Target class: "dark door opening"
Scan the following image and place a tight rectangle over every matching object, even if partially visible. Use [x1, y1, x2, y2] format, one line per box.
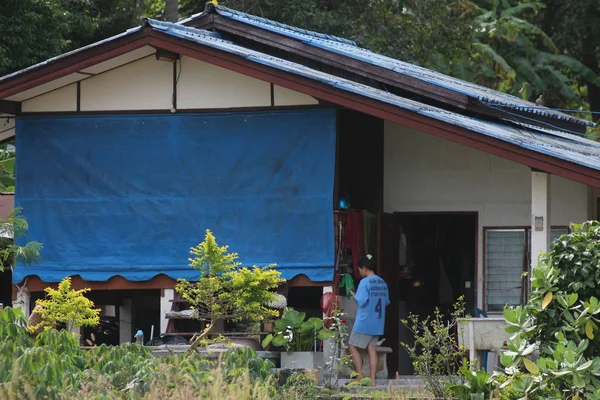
[0, 268, 12, 308]
[379, 212, 477, 375]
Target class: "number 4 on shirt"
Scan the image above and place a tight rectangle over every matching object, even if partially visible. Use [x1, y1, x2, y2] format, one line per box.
[374, 298, 382, 319]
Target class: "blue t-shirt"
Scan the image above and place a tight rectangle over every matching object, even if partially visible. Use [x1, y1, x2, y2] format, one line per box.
[352, 275, 390, 336]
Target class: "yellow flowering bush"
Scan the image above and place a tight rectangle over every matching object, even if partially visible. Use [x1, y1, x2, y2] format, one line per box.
[30, 277, 100, 334]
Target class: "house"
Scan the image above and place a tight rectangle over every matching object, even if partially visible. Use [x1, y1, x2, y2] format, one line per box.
[1, 4, 599, 374]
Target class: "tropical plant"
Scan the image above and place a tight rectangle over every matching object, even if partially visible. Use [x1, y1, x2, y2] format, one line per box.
[220, 346, 277, 383]
[469, 0, 600, 108]
[176, 229, 284, 354]
[261, 308, 333, 352]
[400, 296, 468, 398]
[497, 221, 600, 398]
[30, 277, 100, 334]
[445, 361, 494, 400]
[0, 207, 42, 272]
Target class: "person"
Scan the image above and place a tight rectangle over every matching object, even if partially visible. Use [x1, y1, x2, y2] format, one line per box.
[348, 254, 390, 385]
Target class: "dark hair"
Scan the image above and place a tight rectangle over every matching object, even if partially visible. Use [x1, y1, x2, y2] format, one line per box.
[357, 254, 376, 271]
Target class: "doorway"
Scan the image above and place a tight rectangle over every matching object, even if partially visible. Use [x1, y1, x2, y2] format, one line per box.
[379, 212, 477, 375]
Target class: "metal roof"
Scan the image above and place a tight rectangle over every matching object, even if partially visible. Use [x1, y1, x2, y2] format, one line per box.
[197, 5, 592, 129]
[146, 19, 600, 172]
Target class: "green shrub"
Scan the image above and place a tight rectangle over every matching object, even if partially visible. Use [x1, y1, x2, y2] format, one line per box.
[499, 221, 600, 398]
[400, 296, 467, 398]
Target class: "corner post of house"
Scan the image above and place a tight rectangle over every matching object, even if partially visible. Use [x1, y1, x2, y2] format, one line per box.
[12, 282, 31, 318]
[119, 298, 133, 344]
[160, 288, 174, 334]
[531, 170, 551, 267]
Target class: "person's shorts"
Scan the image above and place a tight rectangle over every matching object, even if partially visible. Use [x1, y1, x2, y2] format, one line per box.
[348, 331, 379, 349]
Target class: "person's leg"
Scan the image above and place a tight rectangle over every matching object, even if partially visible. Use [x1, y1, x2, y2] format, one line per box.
[367, 344, 378, 386]
[348, 344, 363, 379]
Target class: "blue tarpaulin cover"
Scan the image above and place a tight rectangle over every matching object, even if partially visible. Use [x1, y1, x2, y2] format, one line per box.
[13, 110, 336, 283]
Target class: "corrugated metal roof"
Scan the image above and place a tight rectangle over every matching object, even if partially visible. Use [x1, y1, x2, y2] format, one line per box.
[204, 5, 592, 128]
[147, 19, 600, 172]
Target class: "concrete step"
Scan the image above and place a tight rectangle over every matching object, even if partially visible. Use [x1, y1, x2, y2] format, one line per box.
[336, 377, 425, 389]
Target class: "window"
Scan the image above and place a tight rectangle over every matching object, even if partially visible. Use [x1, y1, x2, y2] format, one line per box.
[485, 227, 568, 312]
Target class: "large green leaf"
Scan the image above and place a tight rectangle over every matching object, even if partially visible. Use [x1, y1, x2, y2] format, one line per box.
[316, 329, 333, 340]
[271, 335, 288, 347]
[0, 158, 15, 174]
[261, 334, 273, 348]
[307, 317, 323, 330]
[501, 2, 545, 19]
[473, 42, 513, 74]
[513, 57, 546, 92]
[283, 310, 306, 328]
[540, 52, 600, 88]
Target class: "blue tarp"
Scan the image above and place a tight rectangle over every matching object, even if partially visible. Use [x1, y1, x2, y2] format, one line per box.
[13, 110, 336, 283]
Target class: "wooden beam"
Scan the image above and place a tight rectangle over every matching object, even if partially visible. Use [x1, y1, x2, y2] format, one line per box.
[14, 272, 331, 295]
[147, 31, 600, 188]
[0, 100, 20, 115]
[13, 274, 178, 295]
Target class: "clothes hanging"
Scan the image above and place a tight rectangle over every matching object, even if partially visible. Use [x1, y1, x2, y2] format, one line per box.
[344, 210, 366, 278]
[363, 211, 377, 256]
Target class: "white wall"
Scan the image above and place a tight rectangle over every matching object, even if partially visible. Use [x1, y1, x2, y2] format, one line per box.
[21, 53, 317, 113]
[22, 84, 77, 112]
[80, 56, 173, 111]
[273, 85, 318, 106]
[384, 121, 590, 307]
[177, 56, 270, 108]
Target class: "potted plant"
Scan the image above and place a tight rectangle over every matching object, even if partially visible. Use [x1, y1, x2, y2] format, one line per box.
[262, 308, 333, 370]
[176, 229, 284, 354]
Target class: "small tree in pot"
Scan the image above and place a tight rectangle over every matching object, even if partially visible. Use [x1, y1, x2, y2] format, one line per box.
[176, 229, 284, 354]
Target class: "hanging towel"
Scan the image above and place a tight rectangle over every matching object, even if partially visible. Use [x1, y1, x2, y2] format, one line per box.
[339, 273, 356, 298]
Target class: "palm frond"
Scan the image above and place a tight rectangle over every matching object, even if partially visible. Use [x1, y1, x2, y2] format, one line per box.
[473, 42, 514, 74]
[513, 57, 546, 92]
[539, 52, 600, 88]
[501, 2, 545, 19]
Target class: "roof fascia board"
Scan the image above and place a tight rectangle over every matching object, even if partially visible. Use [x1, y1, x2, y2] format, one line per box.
[187, 13, 588, 134]
[145, 31, 600, 189]
[0, 30, 151, 99]
[187, 14, 470, 109]
[0, 100, 20, 115]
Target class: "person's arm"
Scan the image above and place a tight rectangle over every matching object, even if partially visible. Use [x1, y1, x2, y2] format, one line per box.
[354, 281, 369, 307]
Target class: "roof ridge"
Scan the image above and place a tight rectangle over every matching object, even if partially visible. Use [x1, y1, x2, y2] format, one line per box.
[144, 18, 224, 39]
